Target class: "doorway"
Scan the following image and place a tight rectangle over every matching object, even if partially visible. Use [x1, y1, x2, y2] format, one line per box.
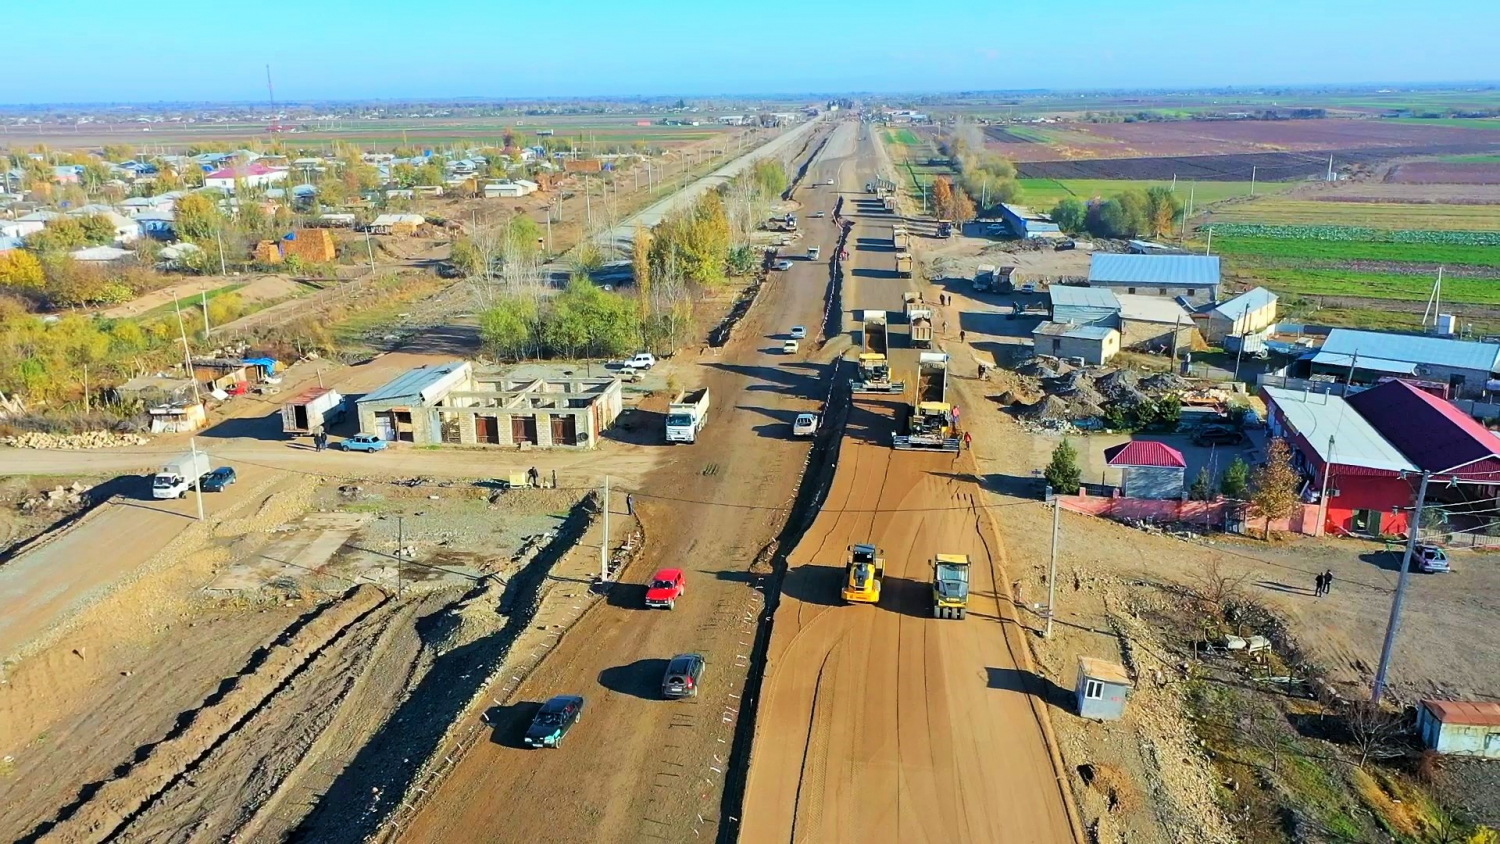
[550, 414, 577, 446]
[1351, 509, 1384, 536]
[512, 415, 538, 445]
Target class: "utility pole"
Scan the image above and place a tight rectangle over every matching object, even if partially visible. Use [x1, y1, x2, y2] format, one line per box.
[396, 515, 404, 597]
[1045, 503, 1060, 638]
[1250, 166, 1257, 196]
[215, 226, 227, 276]
[82, 364, 89, 414]
[1372, 470, 1432, 704]
[173, 292, 202, 407]
[600, 476, 611, 581]
[365, 234, 377, 277]
[1204, 226, 1213, 256]
[201, 287, 211, 338]
[189, 436, 205, 522]
[1317, 435, 1336, 535]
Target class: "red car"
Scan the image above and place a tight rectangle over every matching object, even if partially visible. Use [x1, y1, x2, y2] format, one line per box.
[645, 568, 686, 610]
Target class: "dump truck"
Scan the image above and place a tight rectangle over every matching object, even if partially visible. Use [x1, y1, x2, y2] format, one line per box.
[901, 291, 923, 317]
[892, 226, 910, 251]
[931, 554, 971, 619]
[665, 388, 711, 444]
[841, 544, 885, 604]
[281, 387, 346, 436]
[853, 311, 904, 393]
[973, 264, 997, 292]
[895, 252, 913, 278]
[909, 311, 933, 349]
[894, 352, 959, 452]
[882, 195, 896, 213]
[937, 219, 954, 238]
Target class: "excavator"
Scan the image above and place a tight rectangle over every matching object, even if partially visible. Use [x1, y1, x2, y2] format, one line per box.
[841, 543, 885, 604]
[931, 554, 971, 619]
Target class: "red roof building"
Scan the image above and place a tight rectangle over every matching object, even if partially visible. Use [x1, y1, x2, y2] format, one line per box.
[1347, 379, 1500, 484]
[1104, 440, 1186, 500]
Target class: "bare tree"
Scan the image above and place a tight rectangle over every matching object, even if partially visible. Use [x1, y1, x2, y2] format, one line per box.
[1190, 557, 1250, 617]
[1343, 700, 1404, 768]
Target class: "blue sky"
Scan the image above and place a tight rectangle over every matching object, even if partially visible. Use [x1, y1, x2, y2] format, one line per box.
[7, 0, 1498, 104]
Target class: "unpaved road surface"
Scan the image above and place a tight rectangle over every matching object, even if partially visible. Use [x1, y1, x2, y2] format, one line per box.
[739, 400, 1076, 843]
[385, 122, 853, 844]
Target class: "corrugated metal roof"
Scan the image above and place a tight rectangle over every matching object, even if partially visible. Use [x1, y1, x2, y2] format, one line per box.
[1321, 329, 1500, 374]
[1262, 386, 1417, 474]
[1347, 379, 1500, 477]
[360, 361, 468, 405]
[1033, 322, 1116, 341]
[1049, 286, 1120, 309]
[1104, 440, 1187, 468]
[1117, 294, 1191, 325]
[1212, 287, 1278, 321]
[1423, 699, 1500, 727]
[1089, 254, 1221, 287]
[1310, 351, 1418, 376]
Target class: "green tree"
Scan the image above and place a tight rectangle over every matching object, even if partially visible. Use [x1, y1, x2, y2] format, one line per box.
[1221, 457, 1250, 499]
[751, 160, 788, 197]
[1145, 186, 1184, 237]
[77, 214, 117, 245]
[1190, 467, 1215, 501]
[175, 192, 223, 243]
[0, 250, 46, 290]
[26, 218, 88, 253]
[1049, 199, 1087, 234]
[1044, 439, 1082, 495]
[1250, 438, 1300, 537]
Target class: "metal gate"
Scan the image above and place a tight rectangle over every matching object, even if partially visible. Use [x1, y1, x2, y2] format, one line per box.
[512, 415, 537, 445]
[475, 416, 499, 444]
[550, 414, 577, 446]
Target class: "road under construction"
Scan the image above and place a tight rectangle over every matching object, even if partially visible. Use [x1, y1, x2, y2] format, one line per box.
[383, 118, 1080, 843]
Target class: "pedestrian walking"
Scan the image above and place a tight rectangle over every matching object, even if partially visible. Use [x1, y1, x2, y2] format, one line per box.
[528, 466, 540, 488]
[1313, 572, 1325, 596]
[1322, 569, 1334, 595]
[959, 330, 967, 344]
[626, 493, 635, 516]
[963, 431, 973, 451]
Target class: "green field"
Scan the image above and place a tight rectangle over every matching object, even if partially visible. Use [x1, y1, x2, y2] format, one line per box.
[1434, 153, 1500, 163]
[883, 128, 921, 145]
[1244, 268, 1500, 304]
[1018, 178, 1269, 209]
[1202, 199, 1500, 231]
[1386, 117, 1500, 130]
[1210, 236, 1500, 268]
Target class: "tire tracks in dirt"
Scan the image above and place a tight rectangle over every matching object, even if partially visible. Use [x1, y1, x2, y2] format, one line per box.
[29, 584, 389, 844]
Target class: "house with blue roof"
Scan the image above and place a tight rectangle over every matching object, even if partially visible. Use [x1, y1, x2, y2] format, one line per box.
[1088, 254, 1221, 305]
[1308, 328, 1500, 399]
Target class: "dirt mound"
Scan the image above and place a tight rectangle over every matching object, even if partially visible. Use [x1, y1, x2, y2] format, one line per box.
[1094, 370, 1148, 406]
[425, 577, 506, 655]
[1141, 372, 1190, 394]
[1018, 356, 1069, 379]
[1043, 370, 1105, 404]
[1022, 394, 1102, 422]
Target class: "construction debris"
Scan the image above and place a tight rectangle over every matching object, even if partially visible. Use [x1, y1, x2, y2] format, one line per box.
[3, 431, 150, 450]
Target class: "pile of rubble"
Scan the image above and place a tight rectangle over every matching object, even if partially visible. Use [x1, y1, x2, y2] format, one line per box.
[1013, 357, 1187, 432]
[2, 430, 150, 450]
[20, 481, 93, 511]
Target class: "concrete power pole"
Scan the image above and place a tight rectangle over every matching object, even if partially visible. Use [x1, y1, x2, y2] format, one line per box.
[1045, 503, 1060, 638]
[1372, 471, 1433, 704]
[600, 476, 611, 582]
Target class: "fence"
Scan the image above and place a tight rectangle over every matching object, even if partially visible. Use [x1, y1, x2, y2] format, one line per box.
[1056, 489, 1321, 537]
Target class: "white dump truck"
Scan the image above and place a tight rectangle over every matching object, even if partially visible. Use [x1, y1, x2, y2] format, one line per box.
[153, 451, 211, 500]
[665, 388, 711, 444]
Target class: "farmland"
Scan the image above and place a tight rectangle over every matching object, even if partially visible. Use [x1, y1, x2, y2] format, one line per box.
[1387, 161, 1500, 184]
[1018, 177, 1266, 208]
[1211, 236, 1500, 269]
[882, 128, 920, 145]
[1200, 198, 1500, 230]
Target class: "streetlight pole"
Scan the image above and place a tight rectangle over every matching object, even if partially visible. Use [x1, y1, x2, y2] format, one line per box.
[1371, 470, 1432, 704]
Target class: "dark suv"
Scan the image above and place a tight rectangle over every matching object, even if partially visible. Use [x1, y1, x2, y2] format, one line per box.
[1193, 426, 1245, 446]
[661, 653, 706, 699]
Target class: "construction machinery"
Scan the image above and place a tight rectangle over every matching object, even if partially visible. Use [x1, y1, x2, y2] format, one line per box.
[903, 292, 933, 349]
[841, 544, 885, 604]
[931, 554, 971, 619]
[882, 195, 896, 213]
[894, 352, 959, 452]
[895, 252, 913, 278]
[972, 264, 997, 292]
[892, 225, 911, 251]
[852, 311, 904, 393]
[937, 219, 954, 238]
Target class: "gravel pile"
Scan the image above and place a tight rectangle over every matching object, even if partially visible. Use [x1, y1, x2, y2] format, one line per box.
[1142, 372, 1190, 393]
[1094, 370, 1148, 406]
[1017, 356, 1069, 379]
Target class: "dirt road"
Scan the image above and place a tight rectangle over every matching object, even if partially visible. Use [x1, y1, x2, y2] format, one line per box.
[381, 122, 856, 844]
[739, 401, 1076, 843]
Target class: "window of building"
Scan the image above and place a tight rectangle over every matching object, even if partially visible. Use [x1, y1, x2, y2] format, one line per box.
[1159, 288, 1169, 295]
[1127, 288, 1137, 295]
[1084, 679, 1104, 700]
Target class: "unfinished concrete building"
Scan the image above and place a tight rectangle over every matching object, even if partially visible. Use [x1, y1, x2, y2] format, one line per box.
[356, 361, 623, 448]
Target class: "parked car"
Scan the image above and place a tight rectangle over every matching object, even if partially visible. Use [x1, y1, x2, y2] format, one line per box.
[1019, 282, 1037, 294]
[824, 179, 835, 186]
[782, 339, 799, 354]
[1055, 239, 1076, 251]
[774, 259, 794, 271]
[1415, 544, 1451, 573]
[622, 352, 657, 371]
[792, 413, 819, 437]
[661, 653, 706, 699]
[523, 695, 585, 748]
[198, 466, 237, 492]
[1192, 426, 1245, 446]
[341, 434, 388, 453]
[789, 325, 807, 339]
[810, 211, 825, 218]
[645, 568, 686, 609]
